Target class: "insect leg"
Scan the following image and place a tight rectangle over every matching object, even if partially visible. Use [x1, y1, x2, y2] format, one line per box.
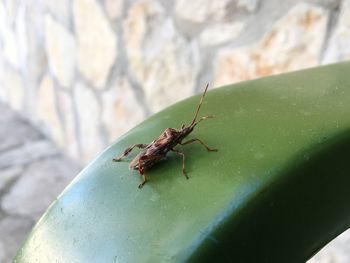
[113, 144, 148, 162]
[191, 115, 214, 127]
[138, 157, 148, 189]
[171, 149, 189, 179]
[180, 138, 218, 152]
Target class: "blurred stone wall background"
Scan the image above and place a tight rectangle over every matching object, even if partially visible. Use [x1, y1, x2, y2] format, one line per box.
[0, 0, 349, 164]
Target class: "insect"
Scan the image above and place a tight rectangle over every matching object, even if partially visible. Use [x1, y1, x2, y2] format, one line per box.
[113, 84, 217, 188]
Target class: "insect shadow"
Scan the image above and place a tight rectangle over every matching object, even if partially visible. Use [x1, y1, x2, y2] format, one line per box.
[113, 84, 218, 189]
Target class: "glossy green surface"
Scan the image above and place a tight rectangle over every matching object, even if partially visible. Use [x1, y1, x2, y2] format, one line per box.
[15, 62, 350, 262]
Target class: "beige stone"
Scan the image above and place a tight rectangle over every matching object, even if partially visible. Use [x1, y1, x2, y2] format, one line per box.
[322, 0, 350, 64]
[38, 0, 71, 27]
[102, 78, 145, 141]
[1, 23, 19, 69]
[74, 0, 117, 89]
[15, 2, 27, 67]
[214, 3, 328, 87]
[74, 82, 104, 162]
[105, 0, 123, 21]
[199, 22, 245, 46]
[37, 75, 65, 146]
[25, 2, 47, 86]
[0, 2, 27, 70]
[175, 0, 231, 23]
[0, 1, 5, 30]
[124, 0, 199, 112]
[0, 1, 17, 68]
[3, 68, 23, 111]
[57, 90, 79, 159]
[45, 15, 76, 88]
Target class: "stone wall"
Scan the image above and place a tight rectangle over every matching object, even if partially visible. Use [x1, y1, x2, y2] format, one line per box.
[0, 0, 349, 164]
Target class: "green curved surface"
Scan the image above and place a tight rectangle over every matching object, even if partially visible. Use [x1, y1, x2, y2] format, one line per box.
[15, 62, 350, 262]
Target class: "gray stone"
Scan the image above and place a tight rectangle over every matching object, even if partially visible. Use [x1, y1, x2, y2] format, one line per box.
[0, 54, 5, 102]
[2, 158, 79, 220]
[236, 0, 260, 12]
[74, 0, 118, 89]
[0, 216, 33, 263]
[0, 241, 4, 263]
[223, 0, 260, 14]
[0, 101, 81, 262]
[0, 166, 22, 193]
[0, 103, 42, 153]
[0, 140, 59, 169]
[322, 0, 350, 64]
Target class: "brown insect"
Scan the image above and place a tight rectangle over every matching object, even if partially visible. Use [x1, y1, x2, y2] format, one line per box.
[113, 84, 217, 188]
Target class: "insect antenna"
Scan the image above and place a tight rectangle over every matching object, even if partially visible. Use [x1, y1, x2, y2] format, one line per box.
[190, 83, 209, 127]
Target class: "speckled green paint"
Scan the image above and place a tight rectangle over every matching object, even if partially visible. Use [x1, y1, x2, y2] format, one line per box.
[15, 62, 350, 262]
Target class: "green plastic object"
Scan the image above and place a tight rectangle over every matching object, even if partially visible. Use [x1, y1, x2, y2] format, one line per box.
[15, 62, 350, 262]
